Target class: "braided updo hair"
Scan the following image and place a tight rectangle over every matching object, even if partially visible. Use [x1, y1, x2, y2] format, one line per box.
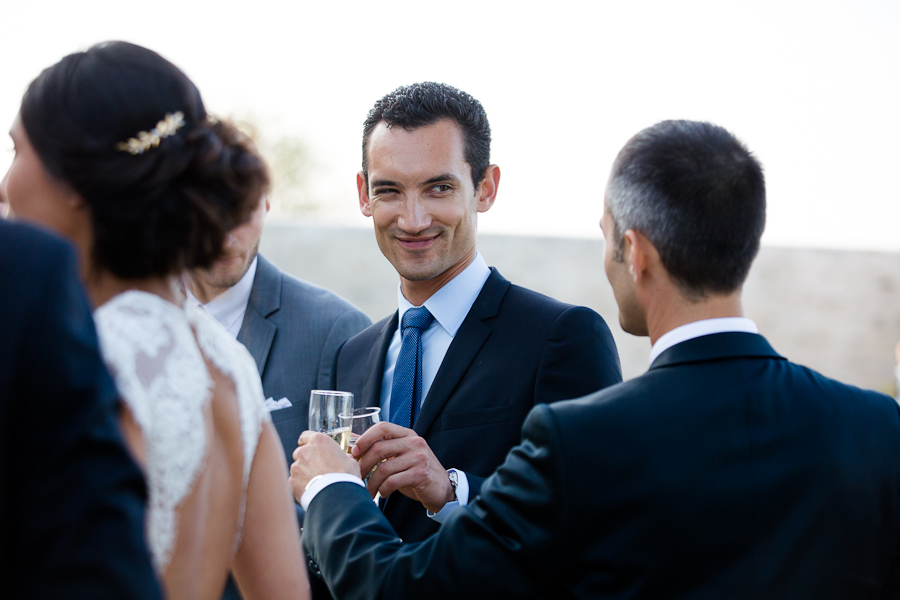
[20, 41, 269, 279]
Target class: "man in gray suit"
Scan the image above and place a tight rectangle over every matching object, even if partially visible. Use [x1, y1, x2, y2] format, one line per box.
[186, 194, 372, 467]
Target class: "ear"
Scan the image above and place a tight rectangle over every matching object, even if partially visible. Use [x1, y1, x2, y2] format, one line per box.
[357, 171, 372, 217]
[264, 196, 271, 214]
[623, 229, 648, 283]
[475, 164, 500, 213]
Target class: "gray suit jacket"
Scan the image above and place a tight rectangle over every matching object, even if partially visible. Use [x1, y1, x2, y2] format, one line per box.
[237, 254, 372, 466]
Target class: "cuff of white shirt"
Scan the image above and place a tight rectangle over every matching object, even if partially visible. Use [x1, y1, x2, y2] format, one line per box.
[300, 473, 365, 510]
[426, 468, 469, 524]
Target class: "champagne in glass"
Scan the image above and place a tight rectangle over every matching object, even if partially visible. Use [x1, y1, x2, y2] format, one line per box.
[327, 427, 353, 452]
[341, 407, 382, 490]
[308, 390, 354, 451]
[340, 407, 382, 453]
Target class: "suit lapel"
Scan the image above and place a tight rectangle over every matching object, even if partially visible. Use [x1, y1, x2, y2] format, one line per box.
[237, 255, 281, 376]
[361, 314, 398, 409]
[650, 331, 785, 371]
[413, 268, 511, 436]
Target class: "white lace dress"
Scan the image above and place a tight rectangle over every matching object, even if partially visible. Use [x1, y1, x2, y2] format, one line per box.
[94, 290, 270, 573]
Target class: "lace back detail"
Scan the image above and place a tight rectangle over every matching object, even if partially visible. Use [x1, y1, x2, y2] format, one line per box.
[187, 305, 270, 491]
[94, 292, 213, 573]
[95, 293, 271, 573]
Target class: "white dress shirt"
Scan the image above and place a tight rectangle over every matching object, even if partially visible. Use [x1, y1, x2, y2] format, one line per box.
[301, 253, 490, 518]
[185, 257, 258, 339]
[649, 317, 759, 366]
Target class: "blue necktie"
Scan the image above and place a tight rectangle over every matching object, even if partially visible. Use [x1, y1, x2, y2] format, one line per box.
[389, 306, 435, 428]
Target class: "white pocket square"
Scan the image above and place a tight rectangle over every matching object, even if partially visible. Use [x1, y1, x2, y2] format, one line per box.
[264, 397, 293, 412]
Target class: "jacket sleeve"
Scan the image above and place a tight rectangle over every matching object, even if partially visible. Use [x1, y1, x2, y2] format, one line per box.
[8, 240, 161, 599]
[303, 404, 568, 600]
[534, 305, 622, 403]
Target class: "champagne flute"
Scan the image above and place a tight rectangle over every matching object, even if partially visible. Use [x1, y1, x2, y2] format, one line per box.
[340, 407, 382, 452]
[308, 390, 354, 451]
[341, 407, 383, 493]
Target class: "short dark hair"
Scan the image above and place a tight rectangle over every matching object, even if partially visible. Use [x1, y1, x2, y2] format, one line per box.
[361, 82, 491, 188]
[20, 41, 269, 279]
[606, 120, 766, 297]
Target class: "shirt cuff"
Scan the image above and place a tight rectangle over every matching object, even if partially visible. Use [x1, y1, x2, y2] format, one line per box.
[300, 473, 365, 510]
[426, 468, 470, 524]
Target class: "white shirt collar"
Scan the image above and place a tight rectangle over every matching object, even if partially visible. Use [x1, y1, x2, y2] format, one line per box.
[396, 252, 491, 338]
[186, 256, 258, 338]
[649, 317, 759, 366]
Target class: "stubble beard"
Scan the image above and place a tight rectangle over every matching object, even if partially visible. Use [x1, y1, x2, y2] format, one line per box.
[202, 241, 261, 291]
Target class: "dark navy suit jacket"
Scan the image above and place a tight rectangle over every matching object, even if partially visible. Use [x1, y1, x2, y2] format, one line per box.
[330, 268, 622, 543]
[0, 221, 160, 599]
[306, 332, 900, 600]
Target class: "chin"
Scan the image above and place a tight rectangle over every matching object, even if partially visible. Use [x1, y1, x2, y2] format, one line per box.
[204, 262, 248, 289]
[391, 256, 445, 282]
[619, 314, 649, 338]
[397, 266, 442, 282]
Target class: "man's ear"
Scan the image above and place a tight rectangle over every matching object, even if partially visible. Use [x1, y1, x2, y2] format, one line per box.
[623, 229, 647, 283]
[357, 171, 372, 217]
[475, 164, 500, 213]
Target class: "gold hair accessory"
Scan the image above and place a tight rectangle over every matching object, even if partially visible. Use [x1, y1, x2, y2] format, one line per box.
[116, 111, 185, 155]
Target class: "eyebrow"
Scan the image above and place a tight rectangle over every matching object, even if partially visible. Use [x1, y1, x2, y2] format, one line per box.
[370, 179, 401, 189]
[422, 173, 459, 186]
[370, 173, 461, 190]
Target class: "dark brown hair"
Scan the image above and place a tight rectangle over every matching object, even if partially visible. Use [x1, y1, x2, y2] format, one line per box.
[362, 82, 491, 188]
[20, 41, 269, 279]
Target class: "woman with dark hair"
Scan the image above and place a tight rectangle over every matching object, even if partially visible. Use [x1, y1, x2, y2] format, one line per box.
[1, 41, 309, 600]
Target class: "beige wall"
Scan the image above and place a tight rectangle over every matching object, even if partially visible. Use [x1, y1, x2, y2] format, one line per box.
[260, 222, 900, 393]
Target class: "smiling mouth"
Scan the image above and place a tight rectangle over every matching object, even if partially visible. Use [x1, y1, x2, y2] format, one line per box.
[396, 235, 438, 250]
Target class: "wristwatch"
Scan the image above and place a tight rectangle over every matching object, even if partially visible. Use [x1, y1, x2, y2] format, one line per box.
[447, 469, 459, 501]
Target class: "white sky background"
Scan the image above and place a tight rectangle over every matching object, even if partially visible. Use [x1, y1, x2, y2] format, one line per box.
[2, 0, 898, 251]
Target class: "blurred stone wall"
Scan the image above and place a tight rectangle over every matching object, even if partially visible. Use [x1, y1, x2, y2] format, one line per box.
[260, 222, 900, 393]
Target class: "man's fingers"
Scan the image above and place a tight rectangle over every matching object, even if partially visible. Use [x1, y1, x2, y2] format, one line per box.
[353, 421, 413, 456]
[365, 451, 427, 496]
[356, 435, 430, 474]
[298, 430, 319, 445]
[372, 467, 431, 499]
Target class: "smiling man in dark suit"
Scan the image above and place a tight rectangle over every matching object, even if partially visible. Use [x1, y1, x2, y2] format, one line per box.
[327, 82, 622, 543]
[290, 119, 900, 599]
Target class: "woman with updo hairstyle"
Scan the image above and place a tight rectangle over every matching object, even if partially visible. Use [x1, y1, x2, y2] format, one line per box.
[1, 41, 309, 600]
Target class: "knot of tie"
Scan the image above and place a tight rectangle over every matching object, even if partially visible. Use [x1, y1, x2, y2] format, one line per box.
[402, 306, 434, 332]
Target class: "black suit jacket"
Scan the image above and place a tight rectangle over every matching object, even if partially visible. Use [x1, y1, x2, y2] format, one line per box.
[0, 221, 160, 599]
[306, 332, 900, 600]
[331, 268, 622, 542]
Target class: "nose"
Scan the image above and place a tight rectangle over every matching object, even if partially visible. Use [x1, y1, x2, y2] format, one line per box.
[397, 196, 431, 234]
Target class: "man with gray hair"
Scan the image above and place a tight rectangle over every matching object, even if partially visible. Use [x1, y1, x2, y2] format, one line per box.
[289, 119, 900, 600]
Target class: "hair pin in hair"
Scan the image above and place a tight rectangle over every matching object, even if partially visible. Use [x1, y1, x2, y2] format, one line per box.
[116, 111, 185, 155]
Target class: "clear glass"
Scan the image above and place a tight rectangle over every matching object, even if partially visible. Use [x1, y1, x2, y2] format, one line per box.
[308, 390, 354, 451]
[340, 407, 382, 452]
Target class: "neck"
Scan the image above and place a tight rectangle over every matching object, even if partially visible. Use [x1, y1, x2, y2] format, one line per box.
[87, 268, 182, 309]
[185, 272, 229, 304]
[400, 248, 476, 307]
[645, 290, 744, 346]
